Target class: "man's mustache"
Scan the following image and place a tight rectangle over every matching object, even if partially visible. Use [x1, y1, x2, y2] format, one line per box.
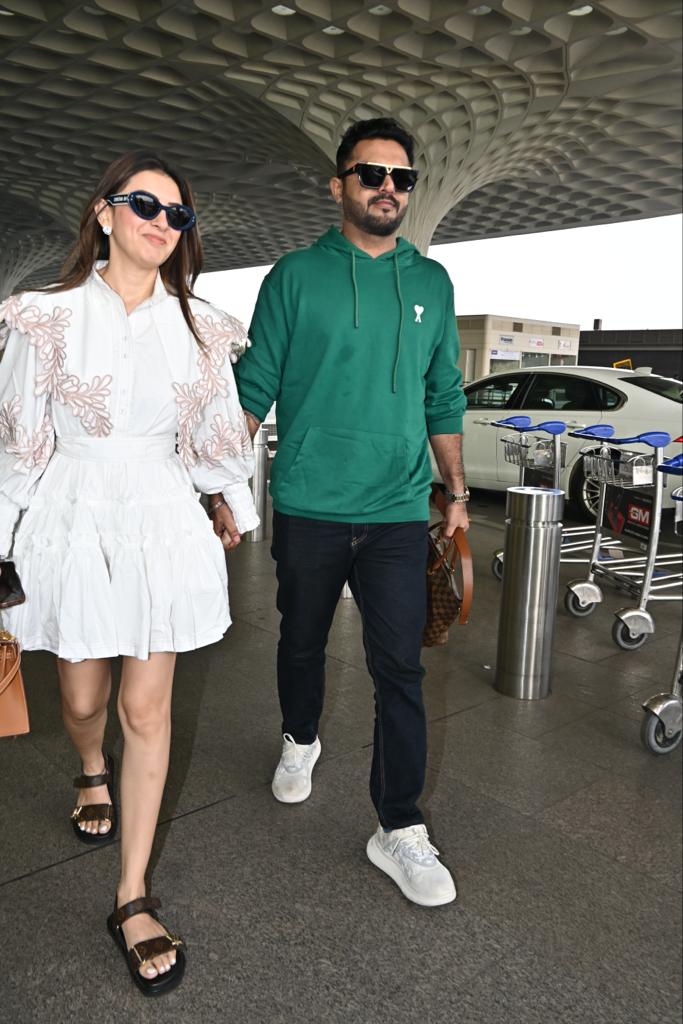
[369, 194, 398, 209]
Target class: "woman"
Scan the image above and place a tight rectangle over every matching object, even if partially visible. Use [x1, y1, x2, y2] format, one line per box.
[0, 152, 258, 995]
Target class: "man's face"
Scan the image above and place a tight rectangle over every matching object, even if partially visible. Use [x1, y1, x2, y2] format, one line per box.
[333, 138, 412, 238]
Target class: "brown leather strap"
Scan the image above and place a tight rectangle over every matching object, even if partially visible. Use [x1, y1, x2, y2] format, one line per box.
[453, 527, 474, 625]
[71, 803, 113, 824]
[112, 896, 162, 928]
[128, 932, 184, 973]
[428, 523, 474, 625]
[0, 644, 21, 698]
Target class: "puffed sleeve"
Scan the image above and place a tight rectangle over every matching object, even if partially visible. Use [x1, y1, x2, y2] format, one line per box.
[174, 304, 260, 535]
[0, 295, 55, 557]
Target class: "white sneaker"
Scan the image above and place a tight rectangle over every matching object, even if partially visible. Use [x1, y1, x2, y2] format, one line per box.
[366, 824, 456, 907]
[271, 733, 321, 804]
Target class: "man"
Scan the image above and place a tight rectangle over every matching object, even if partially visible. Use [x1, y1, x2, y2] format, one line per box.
[213, 118, 468, 907]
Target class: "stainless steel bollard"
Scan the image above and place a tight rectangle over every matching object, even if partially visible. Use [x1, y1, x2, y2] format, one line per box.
[248, 423, 269, 543]
[494, 486, 565, 700]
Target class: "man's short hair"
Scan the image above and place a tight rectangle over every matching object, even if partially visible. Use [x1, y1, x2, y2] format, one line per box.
[335, 118, 415, 175]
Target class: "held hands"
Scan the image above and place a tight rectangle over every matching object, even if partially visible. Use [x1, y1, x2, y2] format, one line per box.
[208, 498, 242, 550]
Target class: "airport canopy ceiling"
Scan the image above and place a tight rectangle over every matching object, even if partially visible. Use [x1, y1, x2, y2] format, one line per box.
[0, 0, 681, 295]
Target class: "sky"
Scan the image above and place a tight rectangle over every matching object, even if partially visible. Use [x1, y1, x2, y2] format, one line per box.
[196, 213, 683, 334]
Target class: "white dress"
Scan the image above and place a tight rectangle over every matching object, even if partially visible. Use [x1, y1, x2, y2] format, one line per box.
[0, 267, 259, 660]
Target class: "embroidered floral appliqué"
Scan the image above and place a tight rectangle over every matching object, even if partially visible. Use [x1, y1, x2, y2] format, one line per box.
[173, 312, 251, 467]
[0, 297, 112, 437]
[0, 394, 54, 472]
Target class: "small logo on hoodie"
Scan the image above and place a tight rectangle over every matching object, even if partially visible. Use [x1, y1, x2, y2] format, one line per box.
[414, 304, 424, 323]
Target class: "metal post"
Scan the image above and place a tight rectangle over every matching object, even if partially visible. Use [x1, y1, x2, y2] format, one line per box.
[494, 486, 565, 700]
[248, 423, 269, 543]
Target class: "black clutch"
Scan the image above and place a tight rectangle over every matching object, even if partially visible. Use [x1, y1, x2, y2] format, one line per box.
[0, 561, 26, 609]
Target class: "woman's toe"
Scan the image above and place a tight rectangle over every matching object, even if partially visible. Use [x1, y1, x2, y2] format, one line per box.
[98, 818, 111, 834]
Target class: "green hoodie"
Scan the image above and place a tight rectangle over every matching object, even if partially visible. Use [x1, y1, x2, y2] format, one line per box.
[235, 226, 465, 523]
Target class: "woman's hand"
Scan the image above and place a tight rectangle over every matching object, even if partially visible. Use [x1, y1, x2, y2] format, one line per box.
[209, 500, 242, 550]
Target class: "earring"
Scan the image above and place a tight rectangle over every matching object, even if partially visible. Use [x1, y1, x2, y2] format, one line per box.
[102, 225, 112, 236]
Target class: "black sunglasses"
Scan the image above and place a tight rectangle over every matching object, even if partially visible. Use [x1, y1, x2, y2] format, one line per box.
[338, 161, 419, 193]
[105, 190, 196, 231]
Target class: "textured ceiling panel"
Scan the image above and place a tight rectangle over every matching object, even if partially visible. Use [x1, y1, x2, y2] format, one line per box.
[0, 0, 680, 294]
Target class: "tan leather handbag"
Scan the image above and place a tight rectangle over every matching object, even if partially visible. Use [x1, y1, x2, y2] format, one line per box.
[0, 630, 29, 737]
[422, 525, 474, 647]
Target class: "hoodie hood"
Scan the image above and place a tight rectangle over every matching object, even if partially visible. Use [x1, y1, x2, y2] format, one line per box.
[313, 227, 421, 392]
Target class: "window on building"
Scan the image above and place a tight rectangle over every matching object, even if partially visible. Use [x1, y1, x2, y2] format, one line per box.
[552, 326, 562, 336]
[513, 321, 523, 332]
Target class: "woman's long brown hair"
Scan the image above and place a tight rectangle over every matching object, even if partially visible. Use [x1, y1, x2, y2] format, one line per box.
[47, 151, 204, 344]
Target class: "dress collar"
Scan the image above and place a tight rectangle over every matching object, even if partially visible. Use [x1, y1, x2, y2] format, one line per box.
[91, 262, 169, 309]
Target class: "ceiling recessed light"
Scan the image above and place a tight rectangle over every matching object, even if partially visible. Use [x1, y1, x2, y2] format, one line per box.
[322, 24, 344, 34]
[606, 25, 628, 35]
[470, 4, 492, 14]
[272, 4, 296, 15]
[510, 26, 532, 35]
[568, 4, 593, 15]
[369, 4, 392, 13]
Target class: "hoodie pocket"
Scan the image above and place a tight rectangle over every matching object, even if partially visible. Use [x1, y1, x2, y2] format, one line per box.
[274, 426, 410, 517]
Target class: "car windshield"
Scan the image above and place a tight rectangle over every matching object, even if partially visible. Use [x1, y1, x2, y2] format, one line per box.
[621, 376, 683, 404]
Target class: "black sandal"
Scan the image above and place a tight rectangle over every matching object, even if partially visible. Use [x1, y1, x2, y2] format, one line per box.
[70, 751, 117, 846]
[107, 896, 186, 997]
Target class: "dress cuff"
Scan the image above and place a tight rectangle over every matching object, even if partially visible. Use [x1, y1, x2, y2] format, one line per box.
[222, 482, 261, 535]
[0, 498, 20, 559]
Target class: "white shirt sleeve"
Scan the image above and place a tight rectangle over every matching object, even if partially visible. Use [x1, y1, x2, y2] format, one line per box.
[176, 308, 260, 535]
[0, 303, 55, 556]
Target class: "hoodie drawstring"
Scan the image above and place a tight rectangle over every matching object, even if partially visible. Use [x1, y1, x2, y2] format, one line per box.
[351, 250, 359, 329]
[392, 251, 404, 394]
[349, 246, 404, 393]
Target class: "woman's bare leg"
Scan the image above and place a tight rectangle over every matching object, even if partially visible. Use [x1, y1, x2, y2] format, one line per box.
[57, 658, 112, 835]
[116, 652, 177, 978]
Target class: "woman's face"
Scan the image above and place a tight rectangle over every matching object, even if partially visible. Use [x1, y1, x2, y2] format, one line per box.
[98, 169, 186, 271]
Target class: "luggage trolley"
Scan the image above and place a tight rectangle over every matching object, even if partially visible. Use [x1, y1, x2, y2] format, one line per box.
[489, 417, 621, 580]
[564, 429, 681, 649]
[640, 455, 683, 755]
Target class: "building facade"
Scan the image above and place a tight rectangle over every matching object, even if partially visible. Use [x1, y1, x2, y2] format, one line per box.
[456, 315, 580, 383]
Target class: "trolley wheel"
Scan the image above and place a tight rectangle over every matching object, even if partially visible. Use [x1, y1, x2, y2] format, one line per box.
[640, 711, 682, 755]
[564, 590, 596, 618]
[612, 619, 648, 651]
[491, 555, 504, 581]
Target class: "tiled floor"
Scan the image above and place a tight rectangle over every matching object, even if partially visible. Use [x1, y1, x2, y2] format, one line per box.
[0, 493, 681, 1024]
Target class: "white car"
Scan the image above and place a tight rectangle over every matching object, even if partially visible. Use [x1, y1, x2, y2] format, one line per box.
[453, 366, 682, 518]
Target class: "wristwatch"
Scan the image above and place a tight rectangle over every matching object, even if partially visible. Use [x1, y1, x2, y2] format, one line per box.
[443, 486, 470, 504]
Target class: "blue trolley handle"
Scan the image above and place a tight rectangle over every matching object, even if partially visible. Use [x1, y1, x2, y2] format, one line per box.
[567, 424, 615, 441]
[657, 453, 683, 477]
[493, 416, 566, 435]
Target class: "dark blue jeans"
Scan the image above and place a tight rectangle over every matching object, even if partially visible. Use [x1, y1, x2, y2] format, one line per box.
[271, 511, 429, 830]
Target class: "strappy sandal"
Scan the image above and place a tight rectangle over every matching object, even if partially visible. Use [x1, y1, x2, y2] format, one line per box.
[107, 896, 186, 997]
[70, 751, 117, 846]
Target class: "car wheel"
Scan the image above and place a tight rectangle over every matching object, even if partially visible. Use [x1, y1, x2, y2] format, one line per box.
[569, 455, 601, 521]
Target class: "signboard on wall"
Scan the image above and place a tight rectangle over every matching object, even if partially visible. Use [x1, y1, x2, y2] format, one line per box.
[558, 338, 572, 351]
[499, 335, 514, 344]
[529, 337, 545, 348]
[490, 348, 520, 359]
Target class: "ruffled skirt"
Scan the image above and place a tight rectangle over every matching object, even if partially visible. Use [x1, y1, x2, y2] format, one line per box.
[5, 434, 230, 660]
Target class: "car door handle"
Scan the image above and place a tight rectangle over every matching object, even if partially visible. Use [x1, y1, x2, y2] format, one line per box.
[473, 417, 496, 425]
[565, 421, 586, 428]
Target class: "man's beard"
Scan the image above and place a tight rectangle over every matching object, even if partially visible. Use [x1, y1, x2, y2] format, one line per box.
[342, 193, 406, 237]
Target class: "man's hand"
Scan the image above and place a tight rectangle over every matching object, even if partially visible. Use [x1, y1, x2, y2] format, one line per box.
[210, 501, 242, 550]
[441, 501, 469, 539]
